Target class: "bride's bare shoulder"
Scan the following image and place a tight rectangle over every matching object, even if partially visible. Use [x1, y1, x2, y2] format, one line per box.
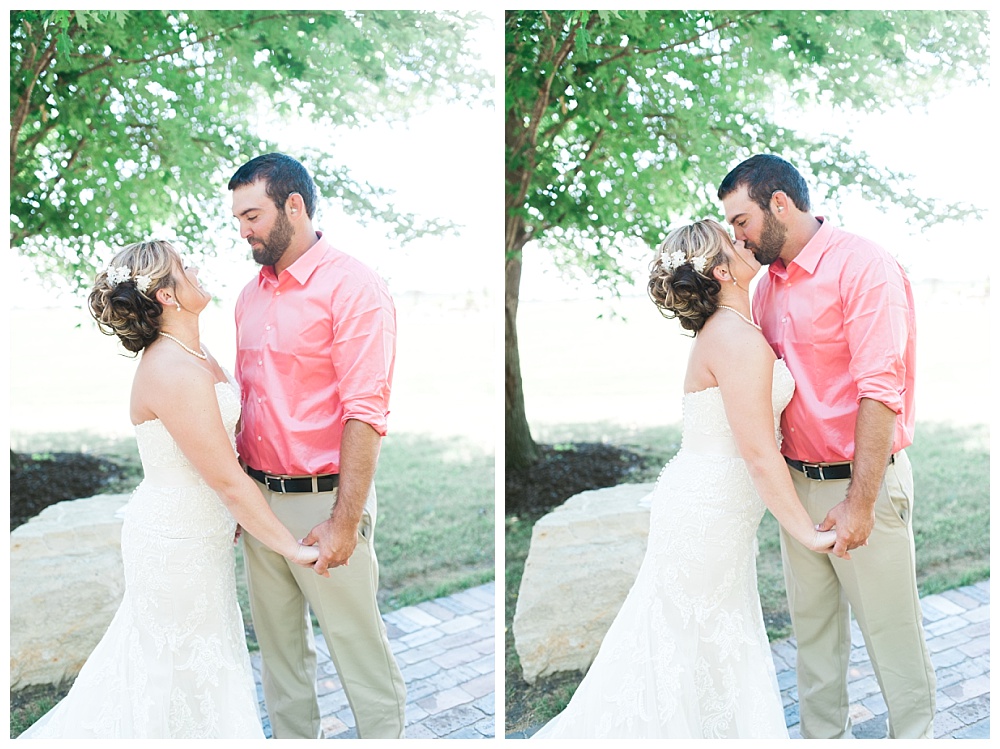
[701, 313, 772, 360]
[134, 345, 216, 401]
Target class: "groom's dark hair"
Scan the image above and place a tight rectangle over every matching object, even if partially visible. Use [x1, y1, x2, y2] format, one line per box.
[228, 152, 318, 218]
[718, 154, 811, 213]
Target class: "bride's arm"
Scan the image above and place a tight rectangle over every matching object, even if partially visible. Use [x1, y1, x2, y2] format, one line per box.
[138, 360, 317, 566]
[708, 324, 840, 556]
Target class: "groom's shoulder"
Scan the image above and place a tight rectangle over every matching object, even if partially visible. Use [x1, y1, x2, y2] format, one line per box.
[829, 224, 891, 258]
[319, 246, 392, 299]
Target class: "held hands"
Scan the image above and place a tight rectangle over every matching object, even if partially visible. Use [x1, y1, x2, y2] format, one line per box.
[817, 498, 875, 559]
[289, 541, 320, 568]
[300, 517, 358, 578]
[806, 528, 845, 558]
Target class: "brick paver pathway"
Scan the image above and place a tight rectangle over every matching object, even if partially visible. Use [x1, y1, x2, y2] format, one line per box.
[512, 579, 989, 739]
[251, 581, 495, 739]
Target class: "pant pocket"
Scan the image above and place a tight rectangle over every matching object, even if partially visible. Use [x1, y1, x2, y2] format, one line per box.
[358, 510, 373, 543]
[881, 464, 912, 527]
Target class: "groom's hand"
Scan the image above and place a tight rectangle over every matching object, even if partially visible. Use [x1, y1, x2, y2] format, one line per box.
[301, 518, 358, 577]
[817, 498, 874, 557]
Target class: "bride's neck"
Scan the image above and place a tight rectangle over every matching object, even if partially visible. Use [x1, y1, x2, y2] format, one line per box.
[716, 285, 752, 313]
[159, 318, 201, 345]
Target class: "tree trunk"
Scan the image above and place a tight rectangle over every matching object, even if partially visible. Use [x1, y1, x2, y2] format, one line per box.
[505, 237, 540, 470]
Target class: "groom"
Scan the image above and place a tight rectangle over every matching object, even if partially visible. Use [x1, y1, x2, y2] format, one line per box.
[229, 153, 406, 739]
[718, 154, 936, 739]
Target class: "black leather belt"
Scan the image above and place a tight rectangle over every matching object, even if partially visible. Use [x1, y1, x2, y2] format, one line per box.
[245, 466, 339, 493]
[785, 454, 894, 481]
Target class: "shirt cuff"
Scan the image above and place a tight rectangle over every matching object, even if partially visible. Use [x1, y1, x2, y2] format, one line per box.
[342, 408, 389, 437]
[856, 384, 904, 414]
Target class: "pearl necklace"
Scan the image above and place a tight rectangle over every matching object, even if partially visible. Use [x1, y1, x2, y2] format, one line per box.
[716, 305, 762, 331]
[160, 332, 208, 360]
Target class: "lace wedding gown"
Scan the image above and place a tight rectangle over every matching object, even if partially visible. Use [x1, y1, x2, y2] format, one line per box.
[19, 379, 265, 739]
[533, 359, 794, 739]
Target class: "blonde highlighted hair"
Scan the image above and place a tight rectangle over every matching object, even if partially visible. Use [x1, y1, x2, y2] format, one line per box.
[647, 219, 732, 334]
[88, 240, 180, 354]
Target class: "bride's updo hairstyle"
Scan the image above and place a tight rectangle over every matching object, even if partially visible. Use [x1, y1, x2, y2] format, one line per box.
[648, 219, 731, 335]
[88, 240, 178, 355]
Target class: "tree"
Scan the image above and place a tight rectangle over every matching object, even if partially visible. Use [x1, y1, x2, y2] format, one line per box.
[505, 10, 989, 469]
[11, 9, 490, 288]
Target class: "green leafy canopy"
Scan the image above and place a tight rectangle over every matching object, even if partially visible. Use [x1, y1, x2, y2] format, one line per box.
[11, 9, 491, 290]
[505, 10, 989, 293]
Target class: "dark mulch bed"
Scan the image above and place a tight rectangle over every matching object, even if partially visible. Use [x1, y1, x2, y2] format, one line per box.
[505, 442, 648, 518]
[9, 450, 126, 531]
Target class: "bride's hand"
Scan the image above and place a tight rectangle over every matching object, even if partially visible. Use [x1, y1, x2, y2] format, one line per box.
[289, 541, 320, 567]
[808, 528, 849, 559]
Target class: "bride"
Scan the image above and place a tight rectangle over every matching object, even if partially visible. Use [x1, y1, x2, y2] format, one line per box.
[532, 219, 844, 739]
[19, 240, 319, 739]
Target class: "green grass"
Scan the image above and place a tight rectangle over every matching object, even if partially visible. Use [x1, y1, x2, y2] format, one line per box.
[504, 419, 990, 734]
[10, 687, 68, 738]
[374, 432, 495, 610]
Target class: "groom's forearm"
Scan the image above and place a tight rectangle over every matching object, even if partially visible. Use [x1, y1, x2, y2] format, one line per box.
[846, 397, 896, 510]
[330, 418, 380, 527]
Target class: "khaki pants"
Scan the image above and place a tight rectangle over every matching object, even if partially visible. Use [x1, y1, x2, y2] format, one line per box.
[780, 450, 935, 739]
[242, 482, 406, 739]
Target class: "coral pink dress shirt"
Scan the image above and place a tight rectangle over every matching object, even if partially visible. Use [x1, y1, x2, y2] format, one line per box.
[235, 233, 396, 476]
[752, 219, 915, 463]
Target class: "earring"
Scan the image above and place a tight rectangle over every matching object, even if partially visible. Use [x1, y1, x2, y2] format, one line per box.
[176, 302, 181, 312]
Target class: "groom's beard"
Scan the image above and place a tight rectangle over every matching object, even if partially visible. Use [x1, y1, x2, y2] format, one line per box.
[250, 211, 294, 267]
[746, 209, 786, 265]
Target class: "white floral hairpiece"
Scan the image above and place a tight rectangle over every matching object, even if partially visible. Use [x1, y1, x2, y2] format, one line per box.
[660, 249, 708, 275]
[107, 265, 131, 285]
[107, 265, 152, 294]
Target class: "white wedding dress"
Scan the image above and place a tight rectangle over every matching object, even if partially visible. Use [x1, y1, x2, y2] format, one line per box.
[533, 359, 794, 739]
[19, 378, 265, 739]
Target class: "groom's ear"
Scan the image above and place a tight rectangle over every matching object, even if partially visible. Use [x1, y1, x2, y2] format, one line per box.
[771, 190, 790, 217]
[286, 192, 305, 219]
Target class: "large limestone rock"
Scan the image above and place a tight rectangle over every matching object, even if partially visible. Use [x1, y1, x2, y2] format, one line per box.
[10, 493, 130, 690]
[513, 482, 655, 684]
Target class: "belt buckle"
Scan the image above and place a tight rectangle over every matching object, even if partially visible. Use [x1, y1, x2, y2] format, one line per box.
[266, 473, 292, 494]
[799, 461, 822, 480]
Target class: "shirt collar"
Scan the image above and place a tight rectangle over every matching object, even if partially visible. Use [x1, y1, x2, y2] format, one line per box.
[785, 216, 831, 275]
[257, 231, 330, 288]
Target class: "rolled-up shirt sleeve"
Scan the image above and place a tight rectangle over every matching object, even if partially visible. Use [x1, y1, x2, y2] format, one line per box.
[842, 250, 912, 414]
[330, 278, 397, 436]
